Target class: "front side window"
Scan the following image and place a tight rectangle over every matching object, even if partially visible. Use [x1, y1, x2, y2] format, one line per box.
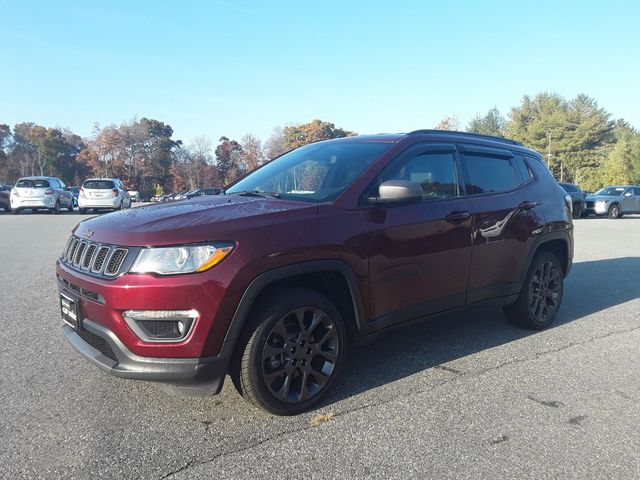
[227, 141, 392, 203]
[595, 187, 625, 196]
[463, 155, 519, 194]
[377, 151, 459, 200]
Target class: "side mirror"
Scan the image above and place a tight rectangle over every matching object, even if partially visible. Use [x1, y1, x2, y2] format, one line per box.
[376, 180, 423, 204]
[624, 191, 633, 197]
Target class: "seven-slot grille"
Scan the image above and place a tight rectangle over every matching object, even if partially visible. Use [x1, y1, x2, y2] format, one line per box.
[62, 236, 129, 277]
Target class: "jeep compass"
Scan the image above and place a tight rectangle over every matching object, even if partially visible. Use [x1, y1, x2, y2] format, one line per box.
[57, 130, 573, 415]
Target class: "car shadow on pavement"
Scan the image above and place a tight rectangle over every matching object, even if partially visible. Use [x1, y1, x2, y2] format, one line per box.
[323, 257, 640, 407]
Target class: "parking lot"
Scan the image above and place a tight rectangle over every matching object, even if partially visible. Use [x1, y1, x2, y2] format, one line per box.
[1, 210, 639, 479]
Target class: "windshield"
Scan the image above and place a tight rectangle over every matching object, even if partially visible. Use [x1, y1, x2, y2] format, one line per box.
[226, 141, 392, 203]
[594, 187, 625, 196]
[16, 179, 50, 188]
[84, 180, 115, 189]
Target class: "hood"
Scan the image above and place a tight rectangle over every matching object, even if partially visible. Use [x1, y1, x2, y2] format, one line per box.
[586, 194, 620, 202]
[73, 195, 318, 246]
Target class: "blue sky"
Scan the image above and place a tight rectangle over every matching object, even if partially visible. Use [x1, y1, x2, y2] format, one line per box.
[1, 0, 639, 145]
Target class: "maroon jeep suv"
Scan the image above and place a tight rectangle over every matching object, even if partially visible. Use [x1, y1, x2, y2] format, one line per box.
[57, 130, 573, 415]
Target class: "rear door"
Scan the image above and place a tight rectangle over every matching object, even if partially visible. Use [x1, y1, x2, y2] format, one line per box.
[363, 143, 473, 327]
[460, 145, 546, 303]
[621, 187, 636, 212]
[633, 187, 640, 212]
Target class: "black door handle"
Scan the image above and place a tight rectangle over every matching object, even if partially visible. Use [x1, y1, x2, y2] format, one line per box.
[519, 201, 539, 210]
[445, 211, 471, 224]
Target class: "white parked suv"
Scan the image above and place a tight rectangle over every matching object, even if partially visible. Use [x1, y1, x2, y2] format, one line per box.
[10, 176, 74, 214]
[78, 178, 131, 214]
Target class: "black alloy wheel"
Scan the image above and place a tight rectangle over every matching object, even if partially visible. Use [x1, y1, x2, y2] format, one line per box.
[261, 307, 339, 404]
[528, 260, 562, 324]
[233, 288, 347, 415]
[504, 250, 564, 330]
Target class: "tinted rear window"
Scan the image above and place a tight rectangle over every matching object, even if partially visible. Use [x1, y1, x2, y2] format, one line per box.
[84, 180, 115, 189]
[17, 179, 50, 188]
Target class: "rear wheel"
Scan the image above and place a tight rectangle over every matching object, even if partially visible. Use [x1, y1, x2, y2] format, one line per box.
[232, 288, 347, 415]
[504, 251, 564, 330]
[572, 203, 582, 219]
[51, 201, 61, 214]
[12, 208, 20, 215]
[608, 204, 621, 219]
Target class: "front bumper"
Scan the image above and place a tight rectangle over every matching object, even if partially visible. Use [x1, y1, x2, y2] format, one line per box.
[63, 319, 232, 393]
[594, 201, 610, 214]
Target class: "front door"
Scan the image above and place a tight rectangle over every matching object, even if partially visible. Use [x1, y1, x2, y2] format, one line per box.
[363, 144, 473, 329]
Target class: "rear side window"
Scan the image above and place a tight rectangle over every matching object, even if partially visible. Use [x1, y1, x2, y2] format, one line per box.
[17, 179, 50, 188]
[633, 188, 640, 196]
[84, 180, 115, 189]
[379, 151, 460, 200]
[463, 155, 519, 195]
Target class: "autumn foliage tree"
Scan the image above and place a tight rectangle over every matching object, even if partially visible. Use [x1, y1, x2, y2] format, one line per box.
[282, 119, 355, 150]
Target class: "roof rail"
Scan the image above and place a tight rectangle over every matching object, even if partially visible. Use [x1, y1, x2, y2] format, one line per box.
[407, 129, 522, 146]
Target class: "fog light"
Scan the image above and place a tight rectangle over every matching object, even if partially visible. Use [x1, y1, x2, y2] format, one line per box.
[123, 309, 198, 342]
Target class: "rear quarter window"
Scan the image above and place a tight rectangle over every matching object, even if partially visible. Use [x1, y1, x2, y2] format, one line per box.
[84, 180, 115, 189]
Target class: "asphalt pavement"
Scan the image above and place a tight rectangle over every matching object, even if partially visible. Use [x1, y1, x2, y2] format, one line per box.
[1, 209, 639, 479]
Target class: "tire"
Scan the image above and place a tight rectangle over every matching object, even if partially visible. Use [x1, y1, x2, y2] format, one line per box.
[231, 288, 347, 415]
[503, 250, 564, 330]
[51, 200, 61, 214]
[572, 203, 582, 219]
[608, 204, 621, 219]
[12, 208, 20, 215]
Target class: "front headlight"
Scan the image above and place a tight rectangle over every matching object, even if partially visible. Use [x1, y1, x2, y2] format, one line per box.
[130, 243, 234, 275]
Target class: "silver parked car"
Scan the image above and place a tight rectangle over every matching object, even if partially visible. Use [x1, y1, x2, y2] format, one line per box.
[10, 176, 74, 214]
[78, 178, 131, 214]
[127, 190, 141, 202]
[585, 185, 640, 218]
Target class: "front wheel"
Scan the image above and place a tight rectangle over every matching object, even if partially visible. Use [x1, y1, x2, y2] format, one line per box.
[608, 204, 621, 219]
[232, 288, 347, 415]
[504, 251, 564, 330]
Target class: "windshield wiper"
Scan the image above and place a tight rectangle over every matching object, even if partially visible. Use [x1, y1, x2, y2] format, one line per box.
[227, 190, 281, 198]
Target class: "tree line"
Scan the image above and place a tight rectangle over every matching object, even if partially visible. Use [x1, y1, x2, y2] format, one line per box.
[1, 92, 638, 195]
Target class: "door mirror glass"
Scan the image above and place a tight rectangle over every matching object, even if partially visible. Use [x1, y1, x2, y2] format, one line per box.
[624, 191, 633, 197]
[377, 180, 423, 204]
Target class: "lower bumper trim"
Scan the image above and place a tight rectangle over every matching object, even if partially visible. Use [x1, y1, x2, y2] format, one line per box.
[63, 319, 232, 394]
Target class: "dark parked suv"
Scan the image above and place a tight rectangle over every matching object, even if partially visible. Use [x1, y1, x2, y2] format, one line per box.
[57, 130, 573, 414]
[558, 182, 587, 218]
